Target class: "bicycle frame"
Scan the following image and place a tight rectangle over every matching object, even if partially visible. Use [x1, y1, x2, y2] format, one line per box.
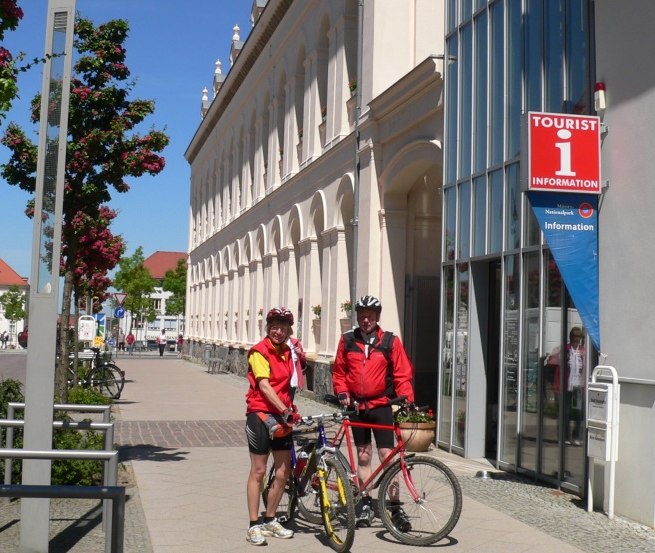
[331, 418, 423, 503]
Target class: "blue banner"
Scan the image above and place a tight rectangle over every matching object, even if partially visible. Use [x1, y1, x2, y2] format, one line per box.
[528, 192, 600, 350]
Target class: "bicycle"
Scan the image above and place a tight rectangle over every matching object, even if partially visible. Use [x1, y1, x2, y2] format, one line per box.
[67, 347, 126, 400]
[324, 394, 463, 546]
[262, 412, 356, 553]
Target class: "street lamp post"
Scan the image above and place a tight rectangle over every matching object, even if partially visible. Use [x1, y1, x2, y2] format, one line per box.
[21, 1, 76, 551]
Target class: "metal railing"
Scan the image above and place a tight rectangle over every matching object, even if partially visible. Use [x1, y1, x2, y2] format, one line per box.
[4, 402, 112, 486]
[0, 449, 122, 553]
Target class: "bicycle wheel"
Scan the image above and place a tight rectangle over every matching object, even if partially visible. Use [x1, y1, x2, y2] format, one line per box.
[90, 364, 124, 399]
[297, 448, 351, 524]
[261, 458, 297, 523]
[318, 455, 355, 553]
[378, 455, 462, 546]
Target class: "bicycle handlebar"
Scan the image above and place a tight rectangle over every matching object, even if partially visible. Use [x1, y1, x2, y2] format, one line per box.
[296, 411, 346, 427]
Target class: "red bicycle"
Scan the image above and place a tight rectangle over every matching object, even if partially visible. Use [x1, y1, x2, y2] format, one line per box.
[325, 395, 462, 546]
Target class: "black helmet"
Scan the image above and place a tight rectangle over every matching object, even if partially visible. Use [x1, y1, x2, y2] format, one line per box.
[354, 295, 382, 313]
[266, 307, 294, 325]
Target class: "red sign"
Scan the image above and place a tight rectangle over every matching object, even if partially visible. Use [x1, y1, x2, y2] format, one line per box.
[113, 293, 127, 307]
[527, 112, 601, 194]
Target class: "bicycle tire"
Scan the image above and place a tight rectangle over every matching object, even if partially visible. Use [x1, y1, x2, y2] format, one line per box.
[297, 448, 351, 525]
[103, 363, 125, 398]
[90, 364, 124, 399]
[318, 454, 355, 553]
[378, 455, 462, 546]
[261, 458, 297, 523]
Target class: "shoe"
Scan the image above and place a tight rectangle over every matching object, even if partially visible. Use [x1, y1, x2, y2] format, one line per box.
[389, 505, 412, 532]
[356, 504, 374, 527]
[261, 518, 293, 539]
[246, 525, 267, 546]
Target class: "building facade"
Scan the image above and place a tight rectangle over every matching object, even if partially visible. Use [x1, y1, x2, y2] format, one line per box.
[0, 258, 28, 347]
[186, 0, 655, 527]
[185, 0, 445, 407]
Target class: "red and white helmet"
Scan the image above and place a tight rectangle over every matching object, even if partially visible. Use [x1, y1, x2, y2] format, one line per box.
[266, 307, 294, 325]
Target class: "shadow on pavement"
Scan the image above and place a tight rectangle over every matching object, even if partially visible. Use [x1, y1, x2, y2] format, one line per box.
[119, 446, 189, 463]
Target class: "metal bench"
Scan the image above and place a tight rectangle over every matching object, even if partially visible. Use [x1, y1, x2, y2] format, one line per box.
[207, 348, 229, 374]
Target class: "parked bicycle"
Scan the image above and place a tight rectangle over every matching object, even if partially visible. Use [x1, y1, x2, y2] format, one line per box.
[67, 347, 125, 400]
[322, 394, 462, 546]
[262, 411, 355, 553]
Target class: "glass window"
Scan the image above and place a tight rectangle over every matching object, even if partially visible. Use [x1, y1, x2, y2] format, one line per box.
[461, 0, 472, 21]
[520, 251, 540, 472]
[567, 0, 590, 114]
[489, 0, 504, 165]
[447, 0, 457, 32]
[458, 181, 471, 259]
[505, 163, 520, 250]
[489, 169, 503, 252]
[473, 12, 488, 173]
[507, 0, 521, 158]
[454, 262, 469, 449]
[459, 23, 473, 179]
[472, 175, 486, 256]
[525, 194, 541, 246]
[544, 0, 564, 112]
[445, 36, 459, 185]
[500, 253, 520, 464]
[525, 0, 542, 112]
[445, 186, 456, 261]
[439, 265, 455, 444]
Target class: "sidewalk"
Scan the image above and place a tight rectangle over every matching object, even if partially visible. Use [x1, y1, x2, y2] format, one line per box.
[110, 355, 655, 553]
[2, 354, 654, 552]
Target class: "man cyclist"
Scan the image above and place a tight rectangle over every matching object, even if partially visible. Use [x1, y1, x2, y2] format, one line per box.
[332, 295, 415, 529]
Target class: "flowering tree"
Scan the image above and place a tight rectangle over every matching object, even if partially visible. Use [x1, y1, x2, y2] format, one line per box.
[1, 17, 169, 399]
[162, 257, 187, 319]
[0, 0, 23, 121]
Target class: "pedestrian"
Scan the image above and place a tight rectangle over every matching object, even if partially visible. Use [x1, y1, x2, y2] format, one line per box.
[332, 295, 415, 526]
[244, 307, 301, 546]
[176, 334, 184, 358]
[286, 333, 306, 402]
[157, 329, 167, 357]
[0, 330, 8, 349]
[546, 326, 586, 446]
[126, 331, 135, 355]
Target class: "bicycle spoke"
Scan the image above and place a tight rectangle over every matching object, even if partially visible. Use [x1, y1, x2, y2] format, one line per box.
[378, 456, 462, 546]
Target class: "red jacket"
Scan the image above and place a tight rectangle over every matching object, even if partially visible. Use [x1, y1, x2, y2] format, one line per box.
[332, 326, 414, 409]
[245, 337, 293, 415]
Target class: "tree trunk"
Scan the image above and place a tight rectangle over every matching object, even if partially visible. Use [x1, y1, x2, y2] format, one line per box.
[56, 267, 75, 402]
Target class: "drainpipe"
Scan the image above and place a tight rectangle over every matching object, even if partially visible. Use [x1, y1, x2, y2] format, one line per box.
[350, 0, 364, 327]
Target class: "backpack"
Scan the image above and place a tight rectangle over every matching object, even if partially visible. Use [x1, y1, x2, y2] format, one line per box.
[342, 329, 396, 399]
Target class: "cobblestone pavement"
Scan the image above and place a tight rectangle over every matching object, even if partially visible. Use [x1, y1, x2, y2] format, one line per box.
[2, 417, 655, 552]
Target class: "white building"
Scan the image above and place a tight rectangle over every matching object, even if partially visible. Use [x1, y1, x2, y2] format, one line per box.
[0, 258, 28, 348]
[116, 251, 186, 348]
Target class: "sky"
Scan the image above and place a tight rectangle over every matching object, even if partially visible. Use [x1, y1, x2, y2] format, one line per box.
[0, 0, 252, 280]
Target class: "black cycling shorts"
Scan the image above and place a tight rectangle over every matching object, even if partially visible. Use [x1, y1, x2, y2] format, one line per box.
[350, 404, 395, 449]
[245, 412, 293, 455]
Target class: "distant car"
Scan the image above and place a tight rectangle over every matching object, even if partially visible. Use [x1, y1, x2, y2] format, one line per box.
[17, 327, 28, 348]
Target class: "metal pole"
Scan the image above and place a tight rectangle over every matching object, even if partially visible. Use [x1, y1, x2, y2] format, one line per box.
[21, 2, 76, 550]
[350, 0, 364, 327]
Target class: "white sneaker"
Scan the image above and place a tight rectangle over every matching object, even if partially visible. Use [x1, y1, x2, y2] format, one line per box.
[261, 518, 294, 539]
[246, 525, 267, 546]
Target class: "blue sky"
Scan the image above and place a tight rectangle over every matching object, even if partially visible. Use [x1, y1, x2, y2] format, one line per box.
[0, 0, 251, 279]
